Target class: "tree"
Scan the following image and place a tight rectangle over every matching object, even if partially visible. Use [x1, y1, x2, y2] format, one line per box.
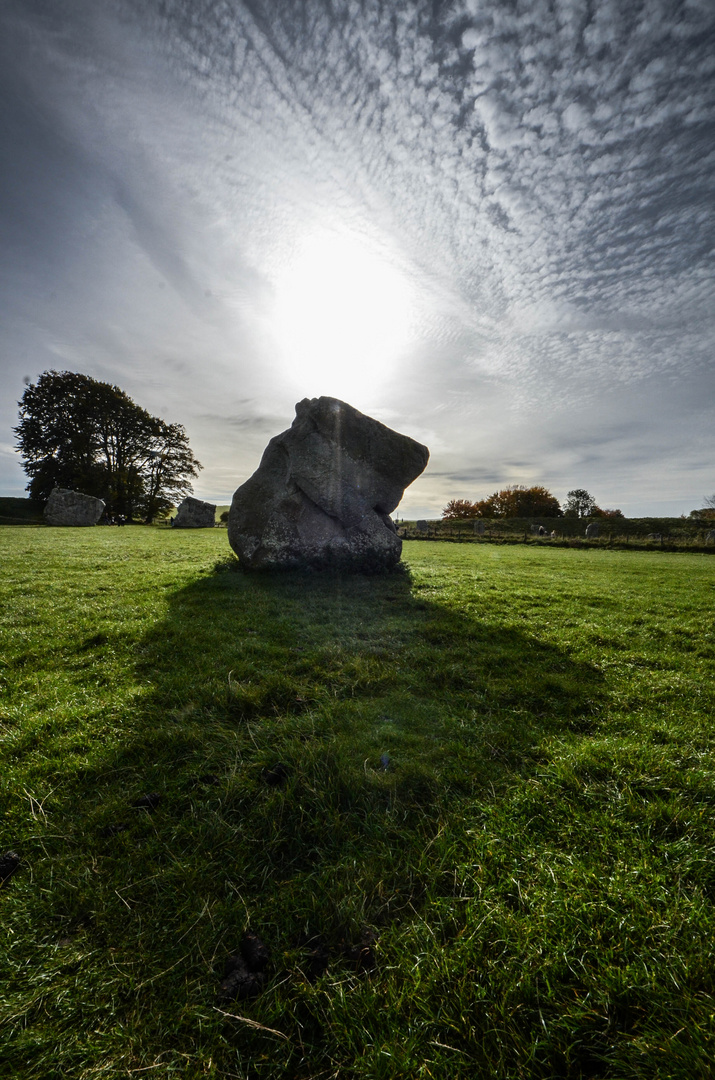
[14, 370, 202, 521]
[443, 486, 562, 519]
[138, 422, 203, 522]
[480, 485, 562, 518]
[691, 496, 715, 520]
[442, 499, 479, 520]
[592, 507, 624, 520]
[563, 488, 597, 518]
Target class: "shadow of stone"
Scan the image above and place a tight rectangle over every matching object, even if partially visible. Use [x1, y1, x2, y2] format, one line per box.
[129, 561, 603, 744]
[76, 561, 603, 898]
[21, 560, 607, 1073]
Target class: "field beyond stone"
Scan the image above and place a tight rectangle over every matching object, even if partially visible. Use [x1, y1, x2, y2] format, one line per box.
[1, 528, 714, 1079]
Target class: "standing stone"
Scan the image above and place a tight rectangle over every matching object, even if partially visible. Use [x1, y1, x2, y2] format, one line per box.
[44, 488, 105, 526]
[585, 522, 600, 538]
[228, 397, 429, 570]
[706, 530, 715, 544]
[473, 520, 485, 535]
[173, 496, 216, 528]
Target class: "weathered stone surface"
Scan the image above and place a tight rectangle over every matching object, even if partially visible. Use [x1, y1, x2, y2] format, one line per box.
[44, 488, 105, 526]
[173, 496, 216, 528]
[706, 530, 715, 544]
[585, 522, 600, 538]
[228, 397, 429, 570]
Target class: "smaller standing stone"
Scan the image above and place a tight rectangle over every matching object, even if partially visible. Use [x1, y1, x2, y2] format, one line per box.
[44, 488, 105, 526]
[173, 497, 216, 528]
[585, 522, 600, 538]
[706, 530, 715, 544]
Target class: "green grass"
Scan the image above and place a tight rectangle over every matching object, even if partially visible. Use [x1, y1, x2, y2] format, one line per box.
[1, 528, 714, 1078]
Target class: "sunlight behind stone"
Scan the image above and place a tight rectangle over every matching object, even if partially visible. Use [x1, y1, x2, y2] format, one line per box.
[270, 227, 416, 403]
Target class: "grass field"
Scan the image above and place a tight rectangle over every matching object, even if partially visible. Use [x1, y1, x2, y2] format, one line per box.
[1, 527, 714, 1079]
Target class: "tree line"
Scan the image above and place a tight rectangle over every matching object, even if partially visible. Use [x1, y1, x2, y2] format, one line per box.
[442, 486, 624, 520]
[14, 371, 202, 522]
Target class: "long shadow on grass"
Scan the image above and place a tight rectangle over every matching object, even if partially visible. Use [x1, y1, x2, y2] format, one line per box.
[78, 561, 603, 921]
[41, 562, 606, 1074]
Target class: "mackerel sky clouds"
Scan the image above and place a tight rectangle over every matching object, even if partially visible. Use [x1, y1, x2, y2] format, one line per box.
[1, 0, 713, 516]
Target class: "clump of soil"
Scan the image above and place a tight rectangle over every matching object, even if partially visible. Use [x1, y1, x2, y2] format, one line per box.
[218, 931, 270, 1002]
[301, 938, 330, 982]
[240, 930, 270, 971]
[262, 763, 289, 786]
[344, 928, 378, 973]
[0, 851, 20, 886]
[295, 927, 379, 980]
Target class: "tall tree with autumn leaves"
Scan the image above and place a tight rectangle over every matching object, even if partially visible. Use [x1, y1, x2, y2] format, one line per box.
[443, 485, 562, 519]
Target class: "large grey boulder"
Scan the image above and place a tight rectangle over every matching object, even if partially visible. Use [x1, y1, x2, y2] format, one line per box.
[173, 496, 216, 528]
[228, 396, 429, 570]
[44, 488, 105, 526]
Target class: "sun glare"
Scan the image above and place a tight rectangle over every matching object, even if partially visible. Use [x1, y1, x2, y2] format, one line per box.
[269, 228, 416, 403]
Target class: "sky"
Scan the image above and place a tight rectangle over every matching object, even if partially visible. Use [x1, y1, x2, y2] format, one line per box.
[1, 0, 714, 518]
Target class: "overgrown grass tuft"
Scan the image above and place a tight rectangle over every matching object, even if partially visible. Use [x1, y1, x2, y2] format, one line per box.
[1, 528, 714, 1078]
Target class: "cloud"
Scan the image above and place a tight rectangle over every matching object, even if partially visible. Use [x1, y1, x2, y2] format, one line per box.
[0, 0, 713, 514]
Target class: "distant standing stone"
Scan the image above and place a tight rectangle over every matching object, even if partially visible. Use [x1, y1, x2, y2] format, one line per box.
[585, 522, 600, 538]
[706, 530, 715, 544]
[173, 496, 216, 528]
[473, 520, 485, 535]
[44, 488, 105, 526]
[228, 396, 429, 571]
